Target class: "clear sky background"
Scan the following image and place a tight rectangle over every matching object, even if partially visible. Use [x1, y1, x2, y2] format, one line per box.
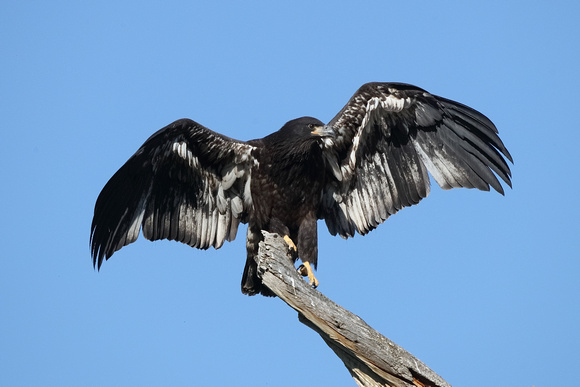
[1, 1, 578, 386]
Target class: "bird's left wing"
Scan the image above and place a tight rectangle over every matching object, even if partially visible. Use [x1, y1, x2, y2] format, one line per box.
[90, 119, 256, 269]
[320, 82, 513, 238]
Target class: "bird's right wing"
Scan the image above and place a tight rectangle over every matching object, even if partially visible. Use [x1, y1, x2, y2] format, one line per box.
[90, 119, 256, 269]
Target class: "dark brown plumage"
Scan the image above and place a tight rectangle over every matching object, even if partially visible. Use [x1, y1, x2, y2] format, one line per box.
[90, 82, 513, 296]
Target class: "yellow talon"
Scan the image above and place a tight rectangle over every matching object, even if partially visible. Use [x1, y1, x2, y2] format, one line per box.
[283, 235, 297, 251]
[282, 235, 318, 288]
[298, 261, 319, 288]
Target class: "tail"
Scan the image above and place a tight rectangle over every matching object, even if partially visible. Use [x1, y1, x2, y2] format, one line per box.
[241, 226, 275, 297]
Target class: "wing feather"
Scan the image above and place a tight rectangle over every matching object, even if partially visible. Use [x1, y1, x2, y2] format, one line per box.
[90, 119, 255, 269]
[321, 82, 512, 238]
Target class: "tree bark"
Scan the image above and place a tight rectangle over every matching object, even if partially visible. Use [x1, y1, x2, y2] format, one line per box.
[255, 231, 451, 387]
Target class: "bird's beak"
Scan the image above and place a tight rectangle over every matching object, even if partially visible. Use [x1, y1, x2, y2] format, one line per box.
[311, 125, 335, 138]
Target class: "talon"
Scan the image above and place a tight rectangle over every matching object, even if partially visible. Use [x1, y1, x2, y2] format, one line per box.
[298, 261, 319, 288]
[283, 235, 297, 251]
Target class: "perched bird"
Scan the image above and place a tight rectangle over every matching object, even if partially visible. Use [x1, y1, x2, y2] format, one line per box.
[90, 82, 512, 296]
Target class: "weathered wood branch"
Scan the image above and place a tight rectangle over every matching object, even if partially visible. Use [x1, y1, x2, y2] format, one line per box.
[256, 231, 451, 387]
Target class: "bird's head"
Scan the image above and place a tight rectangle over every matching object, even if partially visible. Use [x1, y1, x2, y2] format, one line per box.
[261, 117, 336, 161]
[270, 116, 335, 148]
[288, 116, 334, 138]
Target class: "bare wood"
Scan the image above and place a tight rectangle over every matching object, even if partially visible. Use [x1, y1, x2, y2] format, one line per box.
[256, 231, 451, 387]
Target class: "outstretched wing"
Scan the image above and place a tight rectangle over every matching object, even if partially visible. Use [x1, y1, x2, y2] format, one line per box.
[320, 82, 513, 238]
[90, 118, 256, 269]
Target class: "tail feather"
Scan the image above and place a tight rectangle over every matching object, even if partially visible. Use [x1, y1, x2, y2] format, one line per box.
[241, 256, 275, 297]
[241, 226, 275, 297]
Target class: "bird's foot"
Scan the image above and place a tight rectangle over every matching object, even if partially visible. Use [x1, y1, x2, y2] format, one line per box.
[283, 235, 297, 251]
[283, 235, 318, 288]
[298, 261, 319, 288]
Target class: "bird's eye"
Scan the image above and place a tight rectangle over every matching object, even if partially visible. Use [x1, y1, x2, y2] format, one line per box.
[308, 124, 315, 129]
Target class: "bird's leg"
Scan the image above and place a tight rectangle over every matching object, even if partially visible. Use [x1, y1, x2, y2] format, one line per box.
[283, 234, 319, 288]
[283, 235, 297, 251]
[298, 261, 319, 288]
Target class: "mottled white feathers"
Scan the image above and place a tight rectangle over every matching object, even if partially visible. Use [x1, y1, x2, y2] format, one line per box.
[91, 83, 512, 275]
[321, 82, 512, 238]
[90, 119, 256, 268]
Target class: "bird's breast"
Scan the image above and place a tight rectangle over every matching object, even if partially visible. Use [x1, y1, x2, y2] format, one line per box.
[250, 158, 326, 227]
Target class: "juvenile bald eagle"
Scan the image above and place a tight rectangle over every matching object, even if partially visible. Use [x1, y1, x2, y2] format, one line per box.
[90, 82, 512, 296]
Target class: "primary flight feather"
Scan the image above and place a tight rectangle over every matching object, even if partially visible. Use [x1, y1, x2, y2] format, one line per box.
[90, 82, 512, 296]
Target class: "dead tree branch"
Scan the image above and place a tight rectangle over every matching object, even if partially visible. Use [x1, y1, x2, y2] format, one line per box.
[255, 231, 451, 387]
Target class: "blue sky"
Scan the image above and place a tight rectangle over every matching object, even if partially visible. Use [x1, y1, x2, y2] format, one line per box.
[1, 1, 579, 386]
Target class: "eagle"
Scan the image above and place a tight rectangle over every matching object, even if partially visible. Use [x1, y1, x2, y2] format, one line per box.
[90, 82, 512, 296]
